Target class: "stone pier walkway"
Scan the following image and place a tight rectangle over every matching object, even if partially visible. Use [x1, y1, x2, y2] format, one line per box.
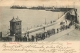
[42, 25, 75, 41]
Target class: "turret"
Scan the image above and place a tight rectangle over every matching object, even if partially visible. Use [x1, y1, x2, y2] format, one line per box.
[10, 17, 22, 41]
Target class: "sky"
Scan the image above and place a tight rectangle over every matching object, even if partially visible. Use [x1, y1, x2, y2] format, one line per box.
[0, 0, 80, 7]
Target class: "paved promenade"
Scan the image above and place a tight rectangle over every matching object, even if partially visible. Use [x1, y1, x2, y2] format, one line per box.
[42, 25, 76, 41]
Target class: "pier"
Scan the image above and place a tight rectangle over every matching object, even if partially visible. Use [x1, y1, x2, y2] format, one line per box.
[0, 8, 79, 42]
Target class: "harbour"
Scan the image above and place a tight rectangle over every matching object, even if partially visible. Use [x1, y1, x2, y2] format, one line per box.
[0, 6, 80, 42]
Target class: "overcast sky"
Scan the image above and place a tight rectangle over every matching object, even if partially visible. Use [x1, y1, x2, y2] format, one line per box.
[0, 0, 80, 7]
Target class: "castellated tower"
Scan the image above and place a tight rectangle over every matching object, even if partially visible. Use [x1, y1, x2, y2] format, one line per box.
[10, 17, 22, 41]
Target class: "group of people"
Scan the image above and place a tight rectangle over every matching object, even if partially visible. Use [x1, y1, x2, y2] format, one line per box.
[1, 22, 71, 42]
[17, 23, 71, 42]
[13, 21, 80, 42]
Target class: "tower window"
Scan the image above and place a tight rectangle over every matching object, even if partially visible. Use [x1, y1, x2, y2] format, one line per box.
[18, 23, 19, 25]
[16, 22, 19, 25]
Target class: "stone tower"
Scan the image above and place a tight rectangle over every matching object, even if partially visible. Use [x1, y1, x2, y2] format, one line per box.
[10, 17, 22, 41]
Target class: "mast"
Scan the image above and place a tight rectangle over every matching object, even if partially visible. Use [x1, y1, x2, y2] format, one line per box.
[45, 18, 46, 25]
[58, 14, 59, 19]
[73, 2, 75, 8]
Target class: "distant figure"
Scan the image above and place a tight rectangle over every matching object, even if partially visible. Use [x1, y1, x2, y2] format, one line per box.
[75, 24, 78, 29]
[31, 35, 34, 41]
[42, 33, 45, 40]
[28, 38, 31, 42]
[57, 28, 59, 33]
[36, 35, 38, 42]
[47, 30, 50, 37]
[66, 25, 68, 29]
[52, 29, 55, 34]
[66, 20, 67, 24]
[0, 32, 2, 40]
[23, 36, 27, 42]
[20, 37, 22, 41]
[45, 32, 47, 38]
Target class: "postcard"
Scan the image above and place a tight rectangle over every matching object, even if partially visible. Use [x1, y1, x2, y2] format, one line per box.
[0, 0, 80, 53]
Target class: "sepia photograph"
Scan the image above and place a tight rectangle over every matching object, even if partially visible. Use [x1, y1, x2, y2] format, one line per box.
[0, 0, 80, 42]
[0, 0, 80, 53]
